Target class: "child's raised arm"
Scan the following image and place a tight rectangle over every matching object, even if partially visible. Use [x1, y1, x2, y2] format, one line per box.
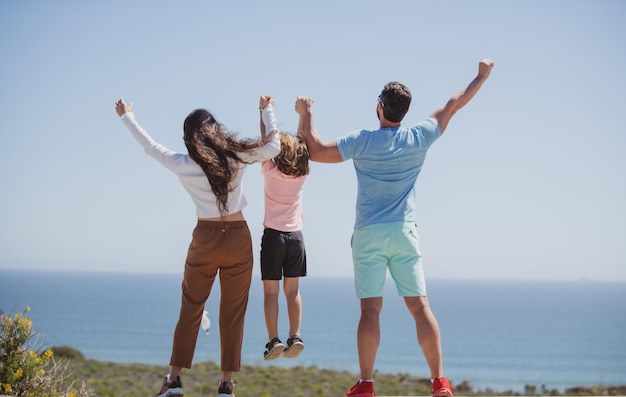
[259, 95, 275, 139]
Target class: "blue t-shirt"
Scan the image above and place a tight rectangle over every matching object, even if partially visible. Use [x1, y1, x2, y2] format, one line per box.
[337, 118, 441, 229]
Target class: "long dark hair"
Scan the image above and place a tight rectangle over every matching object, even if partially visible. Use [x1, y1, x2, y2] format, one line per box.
[183, 108, 270, 215]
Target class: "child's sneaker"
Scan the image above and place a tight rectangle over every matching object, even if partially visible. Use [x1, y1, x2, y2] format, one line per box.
[217, 380, 235, 397]
[431, 376, 454, 397]
[281, 335, 304, 359]
[346, 380, 376, 397]
[263, 337, 284, 360]
[156, 374, 183, 397]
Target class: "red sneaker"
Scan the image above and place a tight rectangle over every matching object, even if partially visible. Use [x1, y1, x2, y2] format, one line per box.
[346, 380, 377, 397]
[431, 376, 454, 397]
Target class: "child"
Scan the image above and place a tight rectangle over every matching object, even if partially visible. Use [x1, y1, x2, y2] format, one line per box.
[258, 97, 310, 360]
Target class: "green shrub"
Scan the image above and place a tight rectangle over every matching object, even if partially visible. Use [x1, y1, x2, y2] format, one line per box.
[51, 346, 85, 361]
[0, 307, 93, 397]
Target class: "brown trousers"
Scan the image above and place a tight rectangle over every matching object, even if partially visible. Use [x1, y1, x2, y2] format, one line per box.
[170, 220, 253, 371]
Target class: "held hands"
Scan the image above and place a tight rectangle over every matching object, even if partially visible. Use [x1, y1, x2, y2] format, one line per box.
[478, 59, 495, 79]
[115, 98, 132, 117]
[295, 96, 314, 116]
[259, 95, 274, 110]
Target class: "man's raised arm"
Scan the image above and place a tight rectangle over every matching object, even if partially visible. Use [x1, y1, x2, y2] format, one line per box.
[295, 96, 343, 163]
[431, 59, 495, 134]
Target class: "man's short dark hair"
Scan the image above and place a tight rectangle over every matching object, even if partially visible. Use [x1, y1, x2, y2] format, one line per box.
[380, 82, 411, 123]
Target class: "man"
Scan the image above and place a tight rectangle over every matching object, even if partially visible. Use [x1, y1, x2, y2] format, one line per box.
[295, 59, 494, 397]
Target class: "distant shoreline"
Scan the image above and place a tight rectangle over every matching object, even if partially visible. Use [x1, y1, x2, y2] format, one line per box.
[2, 267, 626, 284]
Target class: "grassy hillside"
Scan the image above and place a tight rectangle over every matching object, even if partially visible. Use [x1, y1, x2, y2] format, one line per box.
[64, 356, 626, 397]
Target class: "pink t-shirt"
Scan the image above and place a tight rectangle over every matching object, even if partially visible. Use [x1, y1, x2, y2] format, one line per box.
[262, 160, 307, 232]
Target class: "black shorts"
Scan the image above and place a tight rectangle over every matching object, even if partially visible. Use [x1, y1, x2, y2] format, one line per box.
[260, 228, 307, 280]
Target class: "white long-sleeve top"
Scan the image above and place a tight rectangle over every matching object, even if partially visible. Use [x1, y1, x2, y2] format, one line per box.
[120, 105, 281, 218]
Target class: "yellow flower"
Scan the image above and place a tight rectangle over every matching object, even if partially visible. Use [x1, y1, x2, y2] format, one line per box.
[39, 369, 45, 375]
[44, 349, 53, 358]
[68, 392, 77, 397]
[25, 306, 31, 312]
[23, 318, 32, 329]
[3, 384, 12, 393]
[15, 368, 24, 379]
[28, 350, 38, 359]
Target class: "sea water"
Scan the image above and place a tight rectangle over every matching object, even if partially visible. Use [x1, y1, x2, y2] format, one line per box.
[0, 269, 624, 392]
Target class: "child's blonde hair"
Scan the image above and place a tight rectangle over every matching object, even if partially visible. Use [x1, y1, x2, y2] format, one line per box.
[274, 133, 309, 177]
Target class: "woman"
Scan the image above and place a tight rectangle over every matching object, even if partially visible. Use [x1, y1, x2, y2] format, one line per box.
[115, 96, 281, 397]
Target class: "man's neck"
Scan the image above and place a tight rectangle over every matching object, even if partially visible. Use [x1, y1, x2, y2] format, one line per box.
[379, 120, 401, 129]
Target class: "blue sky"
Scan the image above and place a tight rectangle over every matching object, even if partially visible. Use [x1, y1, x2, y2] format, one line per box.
[1, 1, 624, 281]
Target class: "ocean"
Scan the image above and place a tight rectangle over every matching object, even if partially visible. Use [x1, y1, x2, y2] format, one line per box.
[0, 269, 624, 393]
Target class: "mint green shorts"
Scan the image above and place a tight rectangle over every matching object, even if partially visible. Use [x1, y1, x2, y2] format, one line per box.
[351, 221, 426, 299]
